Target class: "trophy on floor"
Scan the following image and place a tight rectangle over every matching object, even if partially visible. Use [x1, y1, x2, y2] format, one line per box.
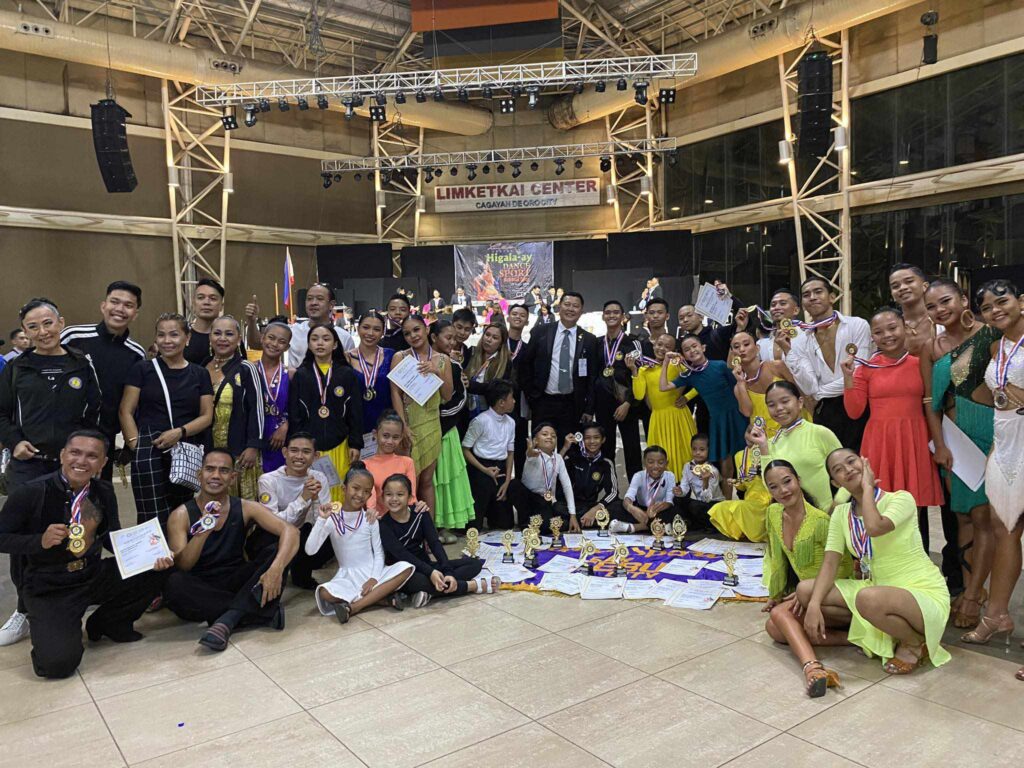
[549, 515, 564, 549]
[576, 537, 597, 575]
[612, 540, 629, 578]
[650, 518, 667, 551]
[595, 507, 610, 537]
[670, 514, 687, 551]
[464, 528, 480, 559]
[722, 548, 740, 587]
[523, 528, 541, 569]
[501, 530, 516, 564]
[528, 514, 543, 536]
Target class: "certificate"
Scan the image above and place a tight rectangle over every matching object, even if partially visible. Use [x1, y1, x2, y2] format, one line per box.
[312, 456, 341, 487]
[663, 580, 724, 610]
[580, 575, 626, 599]
[110, 518, 171, 579]
[935, 415, 986, 492]
[387, 353, 443, 407]
[694, 282, 734, 326]
[537, 554, 581, 573]
[539, 573, 582, 595]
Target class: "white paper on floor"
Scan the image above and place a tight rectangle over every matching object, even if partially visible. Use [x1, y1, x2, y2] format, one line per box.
[580, 575, 626, 599]
[538, 572, 583, 595]
[687, 538, 765, 556]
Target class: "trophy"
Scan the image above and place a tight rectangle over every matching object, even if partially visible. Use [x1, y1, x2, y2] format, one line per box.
[464, 528, 480, 559]
[670, 514, 687, 550]
[595, 507, 610, 537]
[576, 537, 597, 575]
[501, 530, 515, 564]
[529, 514, 543, 535]
[549, 516, 564, 548]
[722, 548, 739, 587]
[612, 540, 629, 577]
[523, 529, 541, 569]
[650, 518, 666, 551]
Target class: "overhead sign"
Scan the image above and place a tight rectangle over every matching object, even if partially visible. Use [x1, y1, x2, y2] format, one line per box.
[434, 178, 600, 213]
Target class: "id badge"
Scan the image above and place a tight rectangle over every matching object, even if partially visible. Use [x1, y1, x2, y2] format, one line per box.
[578, 357, 588, 377]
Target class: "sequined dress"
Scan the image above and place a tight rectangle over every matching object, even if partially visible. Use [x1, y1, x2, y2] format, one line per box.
[984, 336, 1024, 530]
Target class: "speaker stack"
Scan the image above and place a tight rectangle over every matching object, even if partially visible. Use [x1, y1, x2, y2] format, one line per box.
[91, 99, 138, 193]
[796, 51, 833, 160]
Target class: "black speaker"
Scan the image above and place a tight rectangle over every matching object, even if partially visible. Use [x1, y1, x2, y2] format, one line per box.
[91, 99, 138, 193]
[923, 34, 938, 65]
[797, 51, 833, 159]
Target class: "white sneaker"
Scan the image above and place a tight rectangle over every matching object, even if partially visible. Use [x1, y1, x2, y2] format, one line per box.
[0, 610, 29, 646]
[608, 520, 633, 535]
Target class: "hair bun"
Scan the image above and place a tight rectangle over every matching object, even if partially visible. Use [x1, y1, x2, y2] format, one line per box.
[349, 460, 367, 471]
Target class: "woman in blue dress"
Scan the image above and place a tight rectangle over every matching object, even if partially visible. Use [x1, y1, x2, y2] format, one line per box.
[346, 311, 395, 448]
[258, 318, 292, 472]
[660, 332, 747, 494]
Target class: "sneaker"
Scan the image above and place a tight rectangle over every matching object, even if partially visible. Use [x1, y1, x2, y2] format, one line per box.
[439, 529, 458, 545]
[0, 611, 30, 646]
[411, 591, 432, 609]
[608, 520, 633, 535]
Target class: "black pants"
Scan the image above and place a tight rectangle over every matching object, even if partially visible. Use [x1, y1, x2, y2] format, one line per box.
[578, 498, 624, 527]
[22, 559, 164, 679]
[531, 393, 582, 444]
[677, 496, 713, 531]
[939, 501, 963, 594]
[595, 397, 642, 477]
[6, 456, 60, 614]
[513, 411, 529, 479]
[163, 545, 281, 627]
[288, 522, 336, 587]
[814, 396, 868, 453]
[402, 557, 483, 597]
[611, 500, 676, 527]
[507, 481, 569, 534]
[467, 457, 513, 530]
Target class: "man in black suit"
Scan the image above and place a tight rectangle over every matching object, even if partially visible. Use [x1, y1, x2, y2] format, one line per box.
[648, 277, 663, 300]
[451, 287, 470, 310]
[518, 291, 598, 443]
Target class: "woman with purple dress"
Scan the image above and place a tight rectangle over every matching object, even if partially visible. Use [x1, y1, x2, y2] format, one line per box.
[258, 319, 292, 472]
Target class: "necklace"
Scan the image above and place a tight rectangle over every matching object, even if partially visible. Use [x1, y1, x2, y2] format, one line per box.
[904, 315, 930, 337]
[212, 355, 233, 371]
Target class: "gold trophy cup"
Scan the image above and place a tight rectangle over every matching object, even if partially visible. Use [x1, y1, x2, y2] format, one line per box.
[501, 530, 515, 564]
[549, 516, 564, 548]
[671, 514, 688, 550]
[612, 540, 629, 577]
[464, 528, 480, 559]
[576, 537, 597, 574]
[595, 507, 610, 537]
[523, 528, 541, 569]
[650, 518, 666, 551]
[722, 548, 739, 587]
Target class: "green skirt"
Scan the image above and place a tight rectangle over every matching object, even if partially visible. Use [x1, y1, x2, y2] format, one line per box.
[433, 428, 475, 530]
[947, 396, 994, 514]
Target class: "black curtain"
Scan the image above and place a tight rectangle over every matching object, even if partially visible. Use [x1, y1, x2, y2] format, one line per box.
[400, 246, 455, 301]
[316, 244, 394, 290]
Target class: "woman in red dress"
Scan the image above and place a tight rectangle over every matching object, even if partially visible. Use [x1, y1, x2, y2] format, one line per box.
[842, 308, 944, 541]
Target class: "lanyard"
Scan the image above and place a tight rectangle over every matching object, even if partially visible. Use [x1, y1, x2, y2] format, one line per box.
[69, 484, 90, 525]
[604, 332, 625, 367]
[357, 348, 382, 387]
[743, 362, 765, 383]
[738, 447, 760, 480]
[315, 363, 332, 408]
[539, 454, 556, 493]
[645, 474, 664, 505]
[258, 360, 282, 406]
[331, 509, 364, 535]
[413, 346, 432, 364]
[995, 335, 1024, 390]
[796, 311, 839, 332]
[854, 352, 909, 369]
[771, 418, 805, 445]
[848, 488, 884, 563]
[509, 337, 523, 360]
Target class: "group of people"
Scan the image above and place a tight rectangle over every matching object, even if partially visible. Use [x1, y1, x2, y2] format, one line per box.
[1, 264, 1022, 692]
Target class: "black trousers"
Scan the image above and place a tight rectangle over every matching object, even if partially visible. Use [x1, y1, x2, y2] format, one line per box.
[6, 456, 60, 614]
[578, 498, 624, 526]
[402, 557, 483, 597]
[814, 396, 868, 453]
[676, 496, 713, 531]
[595, 397, 642, 477]
[938, 501, 963, 594]
[163, 545, 281, 627]
[22, 558, 164, 679]
[611, 501, 676, 527]
[531, 393, 582, 444]
[513, 411, 529, 479]
[467, 457, 514, 530]
[246, 523, 330, 588]
[507, 481, 569, 534]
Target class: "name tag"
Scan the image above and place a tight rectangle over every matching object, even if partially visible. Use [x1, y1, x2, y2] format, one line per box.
[578, 358, 587, 377]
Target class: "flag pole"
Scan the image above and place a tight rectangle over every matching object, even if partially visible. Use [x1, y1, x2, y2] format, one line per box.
[275, 282, 280, 316]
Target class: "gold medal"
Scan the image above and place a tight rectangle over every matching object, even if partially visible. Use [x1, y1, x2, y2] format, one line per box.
[615, 352, 623, 360]
[731, 357, 741, 368]
[845, 343, 858, 356]
[69, 523, 85, 539]
[318, 405, 330, 418]
[363, 388, 375, 401]
[544, 491, 554, 502]
[329, 501, 343, 514]
[603, 367, 614, 377]
[68, 537, 86, 554]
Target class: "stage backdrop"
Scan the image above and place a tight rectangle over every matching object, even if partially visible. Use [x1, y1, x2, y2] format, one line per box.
[454, 241, 554, 301]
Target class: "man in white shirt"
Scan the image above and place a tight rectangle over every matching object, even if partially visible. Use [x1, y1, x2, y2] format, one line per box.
[284, 284, 355, 369]
[508, 423, 578, 534]
[758, 289, 802, 362]
[255, 432, 333, 589]
[777, 277, 872, 450]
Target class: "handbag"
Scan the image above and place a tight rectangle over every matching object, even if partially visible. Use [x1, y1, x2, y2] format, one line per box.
[151, 359, 204, 492]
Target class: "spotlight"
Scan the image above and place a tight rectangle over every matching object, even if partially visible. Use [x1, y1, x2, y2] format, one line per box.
[510, 85, 523, 98]
[526, 86, 539, 110]
[554, 158, 565, 176]
[221, 111, 238, 130]
[375, 92, 387, 106]
[482, 164, 490, 174]
[351, 94, 365, 107]
[415, 90, 427, 103]
[574, 159, 583, 169]
[467, 163, 478, 181]
[457, 87, 469, 103]
[354, 172, 362, 182]
[317, 94, 329, 109]
[450, 166, 458, 176]
[595, 80, 606, 93]
[433, 87, 444, 102]
[599, 155, 611, 173]
[658, 88, 676, 105]
[482, 85, 493, 99]
[511, 160, 522, 178]
[423, 170, 433, 184]
[395, 91, 406, 104]
[616, 77, 627, 91]
[777, 139, 793, 164]
[667, 151, 678, 167]
[369, 105, 387, 122]
[243, 104, 258, 127]
[333, 173, 342, 182]
[258, 97, 271, 112]
[297, 96, 309, 110]
[633, 81, 648, 105]
[573, 80, 585, 94]
[921, 10, 939, 64]
[530, 161, 539, 172]
[499, 98, 516, 114]
[343, 97, 355, 120]
[277, 97, 290, 111]
[434, 168, 442, 178]
[496, 163, 505, 174]
[321, 172, 332, 189]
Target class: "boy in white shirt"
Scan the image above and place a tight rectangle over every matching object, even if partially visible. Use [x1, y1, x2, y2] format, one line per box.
[462, 380, 516, 530]
[509, 423, 577, 534]
[611, 445, 676, 534]
[674, 433, 725, 532]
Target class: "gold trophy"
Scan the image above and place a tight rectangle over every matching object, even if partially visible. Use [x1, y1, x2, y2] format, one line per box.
[549, 515, 564, 548]
[650, 518, 667, 551]
[612, 540, 629, 577]
[523, 528, 541, 569]
[722, 548, 739, 587]
[464, 528, 480, 559]
[576, 537, 597, 574]
[528, 514, 543, 535]
[595, 507, 610, 537]
[671, 514, 688, 550]
[501, 530, 515, 564]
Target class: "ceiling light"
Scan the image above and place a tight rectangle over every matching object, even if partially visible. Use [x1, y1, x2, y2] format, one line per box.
[333, 173, 342, 182]
[243, 104, 258, 127]
[573, 80, 585, 94]
[343, 97, 355, 119]
[467, 163, 478, 181]
[369, 105, 387, 121]
[457, 87, 469, 102]
[277, 97, 290, 111]
[511, 161, 521, 178]
[482, 164, 490, 174]
[433, 87, 444, 102]
[574, 159, 583, 169]
[554, 158, 565, 176]
[433, 168, 442, 178]
[670, 206, 680, 212]
[778, 139, 793, 164]
[482, 85, 493, 99]
[499, 97, 516, 114]
[296, 96, 309, 110]
[616, 77, 627, 91]
[395, 91, 406, 104]
[496, 163, 505, 174]
[375, 92, 387, 106]
[321, 172, 332, 189]
[633, 81, 648, 105]
[353, 172, 362, 182]
[415, 90, 426, 103]
[530, 161, 539, 172]
[220, 110, 238, 130]
[511, 85, 523, 98]
[595, 80, 606, 93]
[599, 155, 611, 173]
[658, 88, 676, 104]
[258, 98, 271, 112]
[526, 86, 539, 109]
[317, 94, 329, 109]
[834, 125, 848, 151]
[450, 166, 458, 176]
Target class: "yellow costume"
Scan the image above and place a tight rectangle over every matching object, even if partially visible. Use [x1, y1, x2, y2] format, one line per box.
[632, 363, 697, 480]
[709, 446, 770, 541]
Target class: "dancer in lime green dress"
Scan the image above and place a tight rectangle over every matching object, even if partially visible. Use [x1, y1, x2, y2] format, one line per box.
[799, 448, 951, 673]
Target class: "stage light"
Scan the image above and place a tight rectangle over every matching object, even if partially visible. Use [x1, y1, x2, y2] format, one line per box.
[395, 91, 406, 104]
[352, 94, 365, 107]
[833, 125, 848, 151]
[499, 98, 516, 114]
[457, 87, 469, 102]
[415, 90, 427, 103]
[573, 80, 585, 94]
[343, 97, 355, 119]
[482, 85, 493, 99]
[450, 166, 458, 176]
[277, 97, 290, 111]
[599, 155, 611, 173]
[667, 150, 678, 167]
[641, 175, 652, 197]
[434, 168, 442, 178]
[258, 98, 271, 113]
[595, 80, 606, 93]
[333, 173, 342, 182]
[433, 87, 444, 102]
[511, 161, 521, 178]
[554, 158, 565, 176]
[243, 104, 258, 127]
[777, 138, 793, 164]
[369, 105, 387, 121]
[574, 159, 583, 169]
[297, 96, 309, 110]
[221, 110, 238, 130]
[530, 161, 539, 171]
[633, 81, 648, 105]
[511, 85, 523, 98]
[606, 185, 616, 205]
[922, 10, 939, 64]
[354, 172, 362, 181]
[658, 88, 676, 105]
[375, 92, 387, 106]
[321, 172, 332, 189]
[616, 77, 627, 91]
[317, 94, 329, 109]
[423, 170, 433, 184]
[467, 163, 478, 181]
[482, 164, 490, 174]
[496, 163, 505, 174]
[527, 86, 539, 110]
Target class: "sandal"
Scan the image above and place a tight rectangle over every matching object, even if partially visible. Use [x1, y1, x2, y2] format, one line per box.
[476, 576, 502, 594]
[884, 644, 928, 675]
[961, 614, 1014, 646]
[332, 600, 352, 625]
[802, 660, 841, 698]
[953, 591, 986, 629]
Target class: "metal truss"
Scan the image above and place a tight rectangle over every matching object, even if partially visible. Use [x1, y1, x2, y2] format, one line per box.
[195, 54, 697, 106]
[777, 29, 851, 314]
[371, 119, 424, 257]
[162, 80, 232, 314]
[321, 138, 677, 174]
[605, 103, 660, 232]
[559, 0, 656, 59]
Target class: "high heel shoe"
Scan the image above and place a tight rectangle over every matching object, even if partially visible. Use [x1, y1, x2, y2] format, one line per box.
[953, 588, 988, 629]
[960, 614, 1013, 646]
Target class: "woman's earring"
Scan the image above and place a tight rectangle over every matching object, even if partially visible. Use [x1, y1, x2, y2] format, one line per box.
[961, 309, 976, 330]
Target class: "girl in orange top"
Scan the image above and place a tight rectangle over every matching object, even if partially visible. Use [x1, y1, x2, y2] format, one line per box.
[366, 410, 428, 516]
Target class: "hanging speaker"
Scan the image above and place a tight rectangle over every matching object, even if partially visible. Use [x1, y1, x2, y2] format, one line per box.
[797, 51, 833, 159]
[91, 99, 138, 193]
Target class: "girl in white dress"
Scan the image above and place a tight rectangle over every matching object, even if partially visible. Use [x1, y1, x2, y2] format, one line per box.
[305, 462, 414, 623]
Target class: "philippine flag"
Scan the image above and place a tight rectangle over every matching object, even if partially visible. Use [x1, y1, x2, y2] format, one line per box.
[283, 248, 295, 316]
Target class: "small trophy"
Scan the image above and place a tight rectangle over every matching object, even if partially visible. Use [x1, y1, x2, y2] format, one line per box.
[464, 528, 480, 559]
[523, 529, 540, 569]
[595, 507, 610, 537]
[501, 530, 515, 564]
[576, 538, 597, 574]
[612, 540, 629, 577]
[528, 514, 543, 535]
[549, 516, 564, 548]
[671, 514, 687, 550]
[722, 548, 739, 587]
[650, 518, 666, 551]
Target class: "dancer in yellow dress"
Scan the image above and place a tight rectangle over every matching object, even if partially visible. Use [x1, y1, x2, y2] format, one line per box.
[628, 333, 696, 480]
[797, 449, 951, 673]
[708, 424, 770, 541]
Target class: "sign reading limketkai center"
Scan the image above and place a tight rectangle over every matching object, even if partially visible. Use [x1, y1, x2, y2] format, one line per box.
[434, 178, 601, 212]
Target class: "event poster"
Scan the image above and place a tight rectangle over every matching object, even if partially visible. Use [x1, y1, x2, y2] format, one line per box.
[454, 241, 554, 301]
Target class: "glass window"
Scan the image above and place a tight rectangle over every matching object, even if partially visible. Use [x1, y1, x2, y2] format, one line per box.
[851, 89, 896, 182]
[949, 58, 1005, 165]
[949, 197, 1006, 271]
[690, 135, 726, 214]
[895, 75, 947, 175]
[724, 126, 763, 208]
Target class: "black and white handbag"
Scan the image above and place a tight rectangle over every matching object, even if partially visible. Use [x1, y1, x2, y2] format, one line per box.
[152, 359, 204, 492]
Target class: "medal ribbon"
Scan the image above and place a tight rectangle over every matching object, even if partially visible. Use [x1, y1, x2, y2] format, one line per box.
[258, 360, 282, 410]
[189, 501, 222, 535]
[330, 509, 364, 536]
[357, 348, 382, 389]
[315, 363, 333, 410]
[69, 483, 90, 525]
[645, 475, 664, 506]
[771, 418, 805, 445]
[743, 362, 765, 383]
[509, 337, 523, 360]
[686, 360, 709, 374]
[848, 488, 884, 563]
[413, 346, 433, 364]
[995, 335, 1024, 390]
[539, 454, 555, 495]
[853, 352, 910, 369]
[795, 311, 839, 332]
[604, 332, 625, 368]
[738, 447, 759, 481]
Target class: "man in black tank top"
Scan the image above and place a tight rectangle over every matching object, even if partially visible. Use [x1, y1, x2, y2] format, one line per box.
[164, 449, 300, 651]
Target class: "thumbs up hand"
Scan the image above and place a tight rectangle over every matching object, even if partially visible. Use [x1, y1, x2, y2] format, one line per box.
[245, 294, 259, 320]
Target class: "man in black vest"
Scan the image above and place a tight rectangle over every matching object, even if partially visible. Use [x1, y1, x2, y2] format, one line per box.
[594, 300, 644, 477]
